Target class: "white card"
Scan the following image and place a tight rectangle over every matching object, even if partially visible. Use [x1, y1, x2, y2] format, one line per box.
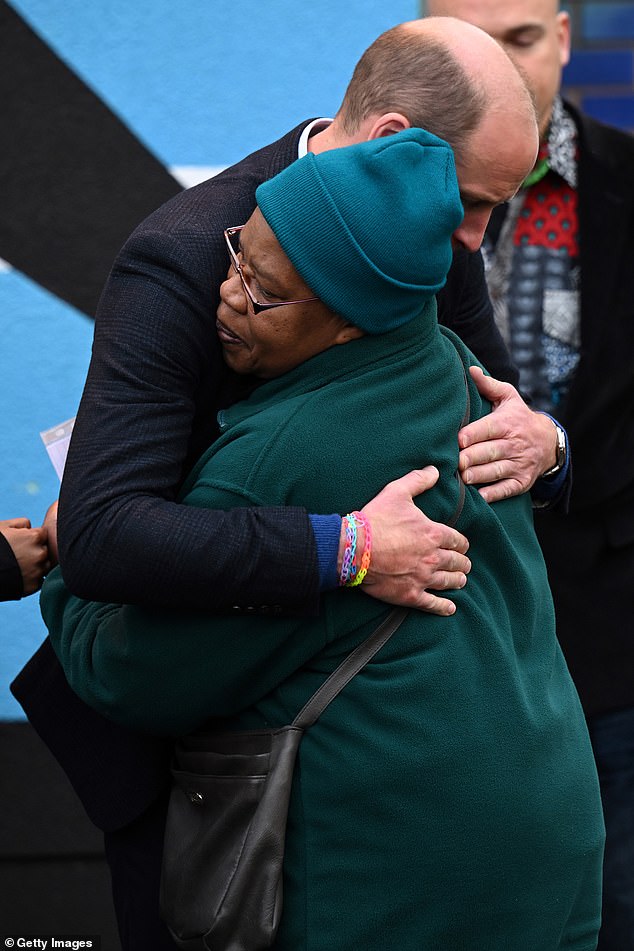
[40, 417, 76, 481]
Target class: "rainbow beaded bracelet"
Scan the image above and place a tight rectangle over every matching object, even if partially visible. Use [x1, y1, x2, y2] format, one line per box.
[339, 511, 372, 587]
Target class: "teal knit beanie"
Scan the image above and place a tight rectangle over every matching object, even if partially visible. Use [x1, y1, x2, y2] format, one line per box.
[255, 127, 463, 333]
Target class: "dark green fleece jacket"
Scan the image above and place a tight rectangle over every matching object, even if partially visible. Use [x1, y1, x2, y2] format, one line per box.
[42, 306, 603, 950]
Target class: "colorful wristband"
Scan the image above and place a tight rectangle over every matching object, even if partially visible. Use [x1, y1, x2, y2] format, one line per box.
[339, 515, 357, 586]
[346, 511, 372, 587]
[339, 511, 372, 587]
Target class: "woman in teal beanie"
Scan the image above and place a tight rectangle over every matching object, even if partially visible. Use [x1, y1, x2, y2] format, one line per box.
[42, 128, 604, 950]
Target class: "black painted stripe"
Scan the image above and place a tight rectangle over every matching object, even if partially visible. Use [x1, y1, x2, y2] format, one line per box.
[0, 0, 183, 316]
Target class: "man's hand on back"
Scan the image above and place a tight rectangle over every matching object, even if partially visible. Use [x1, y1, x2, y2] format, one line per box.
[354, 466, 471, 616]
[458, 366, 559, 503]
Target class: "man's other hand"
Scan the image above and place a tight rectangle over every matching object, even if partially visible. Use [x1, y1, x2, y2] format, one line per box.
[458, 366, 558, 503]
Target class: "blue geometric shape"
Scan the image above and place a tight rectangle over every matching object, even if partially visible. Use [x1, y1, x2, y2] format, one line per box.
[564, 50, 633, 85]
[9, 0, 418, 168]
[0, 269, 93, 719]
[583, 3, 634, 40]
[582, 95, 634, 131]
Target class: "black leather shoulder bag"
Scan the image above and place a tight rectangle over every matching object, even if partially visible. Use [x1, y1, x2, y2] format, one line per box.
[159, 606, 409, 951]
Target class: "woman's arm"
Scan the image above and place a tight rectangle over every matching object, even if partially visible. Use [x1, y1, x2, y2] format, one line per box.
[45, 463, 389, 737]
[41, 565, 330, 736]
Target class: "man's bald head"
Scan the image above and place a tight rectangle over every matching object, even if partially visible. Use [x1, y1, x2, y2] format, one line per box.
[315, 16, 538, 252]
[334, 19, 485, 155]
[333, 17, 536, 155]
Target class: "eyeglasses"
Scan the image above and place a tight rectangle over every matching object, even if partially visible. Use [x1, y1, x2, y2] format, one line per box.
[224, 226, 319, 315]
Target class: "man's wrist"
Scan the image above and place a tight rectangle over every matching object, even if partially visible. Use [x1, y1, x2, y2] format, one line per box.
[532, 414, 571, 509]
[537, 413, 568, 479]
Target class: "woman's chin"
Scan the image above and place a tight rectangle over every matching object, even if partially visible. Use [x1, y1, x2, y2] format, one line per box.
[220, 343, 256, 376]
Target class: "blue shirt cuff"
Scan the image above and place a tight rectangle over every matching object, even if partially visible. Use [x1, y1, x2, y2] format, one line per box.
[309, 514, 342, 591]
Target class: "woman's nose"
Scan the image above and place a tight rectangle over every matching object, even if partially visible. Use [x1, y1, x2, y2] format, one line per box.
[220, 267, 248, 314]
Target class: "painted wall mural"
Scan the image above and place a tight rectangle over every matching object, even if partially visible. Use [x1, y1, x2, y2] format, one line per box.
[3, 0, 631, 718]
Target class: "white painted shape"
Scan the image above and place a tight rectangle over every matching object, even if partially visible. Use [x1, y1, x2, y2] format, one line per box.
[170, 165, 226, 188]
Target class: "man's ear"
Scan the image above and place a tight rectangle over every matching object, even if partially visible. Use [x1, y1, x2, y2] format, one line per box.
[366, 112, 411, 140]
[556, 11, 571, 68]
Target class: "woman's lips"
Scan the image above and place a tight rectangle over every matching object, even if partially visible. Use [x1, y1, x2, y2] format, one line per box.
[216, 318, 245, 346]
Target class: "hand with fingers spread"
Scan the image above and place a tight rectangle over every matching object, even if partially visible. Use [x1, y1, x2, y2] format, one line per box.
[458, 367, 560, 503]
[0, 517, 50, 597]
[342, 466, 471, 616]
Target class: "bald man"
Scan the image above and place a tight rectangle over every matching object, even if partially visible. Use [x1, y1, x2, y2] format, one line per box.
[427, 2, 634, 947]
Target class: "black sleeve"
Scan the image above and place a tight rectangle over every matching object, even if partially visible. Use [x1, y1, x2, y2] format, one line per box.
[0, 531, 23, 601]
[58, 206, 319, 615]
[437, 249, 520, 388]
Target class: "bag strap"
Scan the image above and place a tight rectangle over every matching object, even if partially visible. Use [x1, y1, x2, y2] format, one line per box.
[291, 357, 471, 732]
[292, 607, 409, 730]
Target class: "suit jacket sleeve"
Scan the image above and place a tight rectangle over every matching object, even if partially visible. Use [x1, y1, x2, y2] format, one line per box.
[438, 249, 520, 388]
[57, 133, 320, 615]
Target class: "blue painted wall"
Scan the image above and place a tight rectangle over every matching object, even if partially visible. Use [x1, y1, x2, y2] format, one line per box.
[1, 0, 417, 719]
[7, 0, 418, 168]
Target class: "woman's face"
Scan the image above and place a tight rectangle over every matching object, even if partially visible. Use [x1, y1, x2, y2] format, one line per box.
[217, 208, 360, 378]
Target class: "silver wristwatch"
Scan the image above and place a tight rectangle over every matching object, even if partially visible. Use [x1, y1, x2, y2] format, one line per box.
[541, 423, 567, 478]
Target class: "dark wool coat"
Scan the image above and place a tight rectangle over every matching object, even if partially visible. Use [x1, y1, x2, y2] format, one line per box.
[532, 106, 634, 716]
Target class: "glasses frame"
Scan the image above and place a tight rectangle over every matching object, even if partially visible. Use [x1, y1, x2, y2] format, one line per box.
[224, 226, 319, 315]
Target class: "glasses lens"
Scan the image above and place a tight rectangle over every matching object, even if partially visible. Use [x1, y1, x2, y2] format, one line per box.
[226, 229, 260, 311]
[224, 226, 317, 315]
